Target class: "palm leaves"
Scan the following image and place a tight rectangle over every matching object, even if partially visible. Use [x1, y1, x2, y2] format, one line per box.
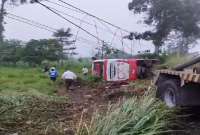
[53, 28, 73, 39]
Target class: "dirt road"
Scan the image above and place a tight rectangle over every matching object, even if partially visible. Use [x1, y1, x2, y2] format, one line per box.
[57, 83, 200, 135]
[57, 82, 146, 128]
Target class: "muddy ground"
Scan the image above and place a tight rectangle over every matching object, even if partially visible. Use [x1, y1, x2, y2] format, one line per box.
[57, 82, 146, 128]
[1, 81, 200, 135]
[0, 81, 147, 135]
[56, 82, 200, 135]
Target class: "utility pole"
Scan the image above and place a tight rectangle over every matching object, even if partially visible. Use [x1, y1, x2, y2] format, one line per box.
[123, 32, 135, 57]
[101, 41, 105, 59]
[131, 40, 133, 56]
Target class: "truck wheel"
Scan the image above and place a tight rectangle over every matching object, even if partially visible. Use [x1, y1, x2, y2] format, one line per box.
[157, 80, 180, 108]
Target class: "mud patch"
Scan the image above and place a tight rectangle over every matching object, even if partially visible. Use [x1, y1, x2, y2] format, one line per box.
[57, 82, 147, 127]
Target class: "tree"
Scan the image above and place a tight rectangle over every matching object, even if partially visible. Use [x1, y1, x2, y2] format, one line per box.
[0, 0, 31, 42]
[53, 28, 76, 60]
[94, 43, 131, 59]
[23, 39, 62, 65]
[128, 0, 200, 55]
[0, 39, 24, 65]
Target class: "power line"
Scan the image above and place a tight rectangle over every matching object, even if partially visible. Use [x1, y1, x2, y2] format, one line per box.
[41, 4, 119, 36]
[5, 14, 104, 50]
[6, 16, 56, 33]
[6, 5, 128, 53]
[7, 14, 130, 54]
[46, 0, 133, 50]
[44, 5, 93, 26]
[6, 13, 93, 45]
[44, 0, 83, 14]
[33, 0, 126, 40]
[40, 3, 125, 50]
[57, 0, 130, 33]
[7, 12, 57, 32]
[35, 0, 104, 43]
[5, 13, 112, 56]
[45, 0, 117, 35]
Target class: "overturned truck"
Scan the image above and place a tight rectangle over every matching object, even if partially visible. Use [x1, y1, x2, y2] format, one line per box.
[155, 56, 200, 107]
[92, 59, 158, 82]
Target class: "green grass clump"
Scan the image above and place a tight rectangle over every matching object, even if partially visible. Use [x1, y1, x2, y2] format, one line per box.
[78, 92, 176, 135]
[0, 67, 57, 95]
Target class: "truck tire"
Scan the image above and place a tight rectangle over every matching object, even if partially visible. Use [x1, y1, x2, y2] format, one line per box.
[157, 80, 180, 107]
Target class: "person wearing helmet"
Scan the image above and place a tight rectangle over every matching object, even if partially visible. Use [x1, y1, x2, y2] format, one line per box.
[49, 67, 59, 82]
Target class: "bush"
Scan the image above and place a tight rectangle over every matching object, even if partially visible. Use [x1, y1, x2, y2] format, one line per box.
[87, 76, 102, 83]
[136, 53, 168, 64]
[79, 75, 102, 88]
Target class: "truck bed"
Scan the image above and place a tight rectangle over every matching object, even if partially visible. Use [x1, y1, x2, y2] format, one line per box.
[155, 70, 200, 84]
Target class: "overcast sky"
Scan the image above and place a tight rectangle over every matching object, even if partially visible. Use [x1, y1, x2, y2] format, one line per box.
[4, 0, 154, 57]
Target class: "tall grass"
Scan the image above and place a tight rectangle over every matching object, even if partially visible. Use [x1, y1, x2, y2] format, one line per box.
[0, 67, 57, 95]
[78, 92, 177, 135]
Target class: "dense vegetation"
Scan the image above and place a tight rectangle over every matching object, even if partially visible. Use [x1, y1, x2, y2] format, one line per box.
[0, 67, 57, 95]
[0, 27, 75, 66]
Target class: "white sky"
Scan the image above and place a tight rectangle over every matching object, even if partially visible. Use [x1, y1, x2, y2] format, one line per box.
[4, 0, 155, 57]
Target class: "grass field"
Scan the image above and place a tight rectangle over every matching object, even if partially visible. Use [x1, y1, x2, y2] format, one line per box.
[0, 67, 58, 96]
[0, 66, 180, 135]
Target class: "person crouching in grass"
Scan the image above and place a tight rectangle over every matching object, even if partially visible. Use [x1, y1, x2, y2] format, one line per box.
[61, 70, 77, 91]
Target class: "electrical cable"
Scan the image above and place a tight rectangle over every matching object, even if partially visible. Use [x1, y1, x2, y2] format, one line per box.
[36, 1, 123, 52]
[6, 16, 56, 33]
[42, 5, 124, 39]
[5, 14, 105, 50]
[7, 12, 57, 32]
[32, 0, 127, 40]
[35, 0, 104, 43]
[44, 0, 83, 14]
[57, 0, 130, 33]
[6, 4, 127, 54]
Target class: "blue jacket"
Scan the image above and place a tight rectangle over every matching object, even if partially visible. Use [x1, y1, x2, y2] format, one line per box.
[49, 70, 58, 78]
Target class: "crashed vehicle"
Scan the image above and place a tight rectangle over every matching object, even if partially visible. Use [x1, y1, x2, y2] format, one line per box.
[92, 59, 158, 82]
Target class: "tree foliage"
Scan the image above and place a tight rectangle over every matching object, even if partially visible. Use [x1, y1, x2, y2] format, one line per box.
[0, 39, 64, 66]
[23, 39, 62, 65]
[94, 43, 132, 59]
[129, 0, 200, 54]
[53, 28, 77, 58]
[0, 40, 23, 64]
